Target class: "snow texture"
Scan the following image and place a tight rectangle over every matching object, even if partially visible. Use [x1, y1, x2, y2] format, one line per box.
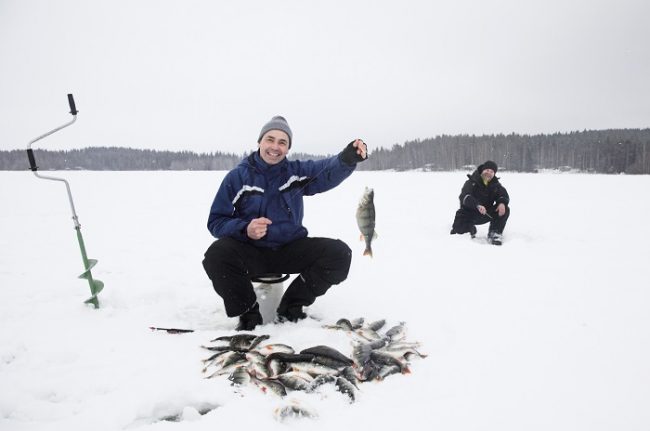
[1, 170, 649, 430]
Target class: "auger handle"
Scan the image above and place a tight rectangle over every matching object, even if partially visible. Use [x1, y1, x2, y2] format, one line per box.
[27, 94, 78, 171]
[68, 94, 78, 115]
[27, 148, 38, 171]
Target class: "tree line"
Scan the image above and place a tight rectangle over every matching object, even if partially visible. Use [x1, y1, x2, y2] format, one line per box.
[2, 147, 242, 171]
[2, 129, 649, 174]
[356, 128, 650, 174]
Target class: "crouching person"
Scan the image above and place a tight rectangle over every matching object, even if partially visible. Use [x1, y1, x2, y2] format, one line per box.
[202, 115, 368, 330]
[450, 160, 510, 245]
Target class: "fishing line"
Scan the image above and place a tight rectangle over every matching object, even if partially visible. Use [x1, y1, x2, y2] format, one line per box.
[286, 160, 332, 200]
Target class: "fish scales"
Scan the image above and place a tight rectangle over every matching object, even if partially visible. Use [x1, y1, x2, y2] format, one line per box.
[377, 364, 402, 380]
[206, 360, 248, 379]
[274, 402, 318, 421]
[247, 334, 271, 350]
[335, 376, 357, 402]
[357, 361, 381, 381]
[384, 322, 407, 342]
[251, 376, 287, 397]
[367, 319, 386, 332]
[275, 371, 314, 391]
[307, 374, 337, 391]
[267, 358, 288, 378]
[340, 366, 360, 388]
[355, 187, 376, 257]
[350, 317, 365, 329]
[257, 343, 295, 356]
[201, 344, 231, 352]
[202, 351, 243, 373]
[228, 366, 251, 386]
[247, 361, 271, 379]
[311, 355, 352, 370]
[289, 361, 340, 377]
[299, 345, 354, 365]
[202, 349, 231, 364]
[265, 352, 313, 366]
[369, 351, 409, 372]
[210, 333, 256, 343]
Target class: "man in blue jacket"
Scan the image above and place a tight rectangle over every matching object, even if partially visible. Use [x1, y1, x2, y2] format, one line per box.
[202, 116, 368, 330]
[450, 160, 510, 245]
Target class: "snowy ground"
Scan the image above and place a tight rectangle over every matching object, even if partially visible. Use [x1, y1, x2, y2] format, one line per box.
[1, 170, 649, 431]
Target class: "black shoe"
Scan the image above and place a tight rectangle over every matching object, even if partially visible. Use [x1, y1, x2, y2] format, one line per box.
[451, 226, 477, 237]
[276, 305, 307, 323]
[235, 303, 263, 331]
[488, 231, 502, 246]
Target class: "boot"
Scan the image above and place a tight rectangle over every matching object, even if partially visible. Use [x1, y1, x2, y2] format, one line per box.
[488, 231, 503, 246]
[276, 304, 307, 323]
[276, 275, 313, 323]
[235, 302, 263, 331]
[450, 225, 476, 238]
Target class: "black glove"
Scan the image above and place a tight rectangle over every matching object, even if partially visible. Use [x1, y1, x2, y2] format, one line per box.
[339, 140, 368, 166]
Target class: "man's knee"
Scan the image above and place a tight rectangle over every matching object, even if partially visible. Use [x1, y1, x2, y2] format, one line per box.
[312, 239, 352, 286]
[452, 210, 473, 233]
[202, 238, 242, 277]
[491, 205, 510, 222]
[327, 239, 352, 262]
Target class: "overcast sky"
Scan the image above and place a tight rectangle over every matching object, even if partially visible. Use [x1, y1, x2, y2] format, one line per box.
[1, 0, 649, 156]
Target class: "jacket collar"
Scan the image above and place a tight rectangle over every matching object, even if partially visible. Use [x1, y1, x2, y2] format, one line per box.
[248, 150, 287, 174]
[469, 169, 500, 184]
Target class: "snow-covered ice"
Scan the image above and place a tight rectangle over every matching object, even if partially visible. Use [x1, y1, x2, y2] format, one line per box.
[1, 170, 649, 430]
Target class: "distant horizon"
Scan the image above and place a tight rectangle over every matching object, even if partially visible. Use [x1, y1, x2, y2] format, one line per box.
[6, 126, 649, 156]
[5, 128, 648, 174]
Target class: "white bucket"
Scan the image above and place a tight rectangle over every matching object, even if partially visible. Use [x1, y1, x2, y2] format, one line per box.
[254, 281, 285, 324]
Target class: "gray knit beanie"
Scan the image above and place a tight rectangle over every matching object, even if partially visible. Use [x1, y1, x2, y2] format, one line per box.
[257, 116, 292, 148]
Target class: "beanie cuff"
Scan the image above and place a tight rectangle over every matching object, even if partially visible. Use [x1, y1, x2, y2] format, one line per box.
[258, 116, 293, 148]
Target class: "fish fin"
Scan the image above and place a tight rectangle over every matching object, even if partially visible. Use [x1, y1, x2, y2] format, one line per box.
[372, 231, 378, 239]
[359, 234, 364, 241]
[363, 248, 373, 258]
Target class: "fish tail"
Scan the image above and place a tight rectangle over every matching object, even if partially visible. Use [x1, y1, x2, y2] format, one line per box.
[363, 247, 373, 257]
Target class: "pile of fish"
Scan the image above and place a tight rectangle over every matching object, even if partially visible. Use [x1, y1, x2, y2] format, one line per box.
[200, 317, 426, 405]
[324, 317, 426, 381]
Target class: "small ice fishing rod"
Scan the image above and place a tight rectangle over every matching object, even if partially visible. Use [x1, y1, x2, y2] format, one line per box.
[26, 94, 104, 308]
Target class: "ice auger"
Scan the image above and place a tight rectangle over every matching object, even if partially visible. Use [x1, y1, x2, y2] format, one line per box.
[26, 94, 104, 308]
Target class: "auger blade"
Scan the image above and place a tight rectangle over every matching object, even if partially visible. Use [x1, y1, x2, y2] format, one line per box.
[78, 257, 103, 308]
[84, 279, 104, 308]
[90, 278, 104, 295]
[78, 259, 98, 279]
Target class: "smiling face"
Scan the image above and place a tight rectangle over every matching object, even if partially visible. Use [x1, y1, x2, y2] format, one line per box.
[481, 168, 495, 182]
[258, 130, 290, 165]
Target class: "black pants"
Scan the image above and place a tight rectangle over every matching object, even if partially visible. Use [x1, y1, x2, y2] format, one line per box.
[202, 237, 352, 317]
[452, 205, 510, 235]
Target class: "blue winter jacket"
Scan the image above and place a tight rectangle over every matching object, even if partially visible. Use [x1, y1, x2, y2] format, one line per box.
[207, 151, 356, 248]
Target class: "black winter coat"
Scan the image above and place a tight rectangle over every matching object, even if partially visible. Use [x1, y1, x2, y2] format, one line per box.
[458, 170, 510, 210]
